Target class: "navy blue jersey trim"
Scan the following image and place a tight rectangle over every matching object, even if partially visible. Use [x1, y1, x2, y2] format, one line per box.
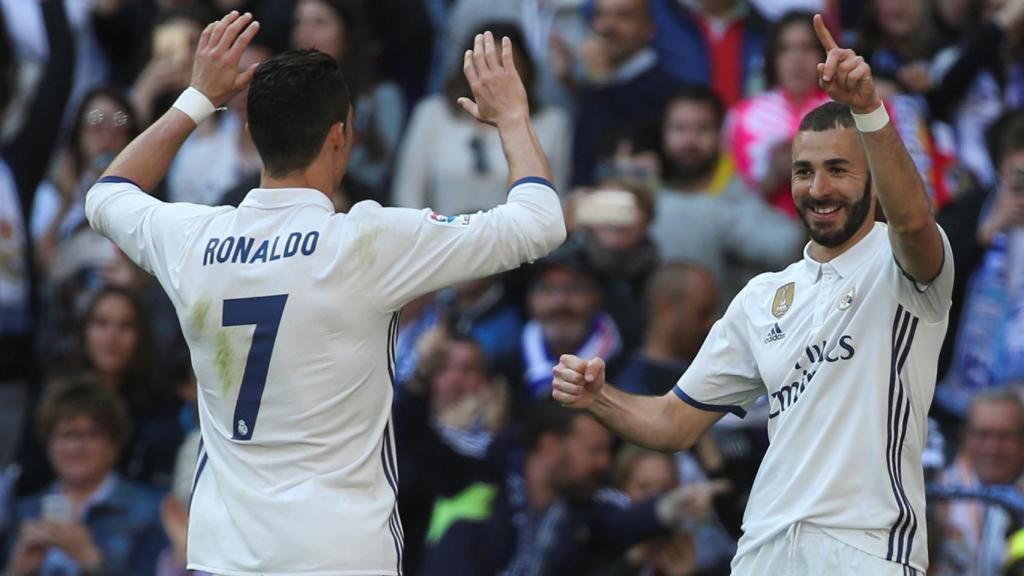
[886, 305, 920, 565]
[96, 175, 143, 190]
[509, 176, 555, 191]
[672, 387, 747, 418]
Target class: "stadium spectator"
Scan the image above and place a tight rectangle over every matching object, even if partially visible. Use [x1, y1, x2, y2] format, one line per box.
[569, 178, 659, 351]
[394, 331, 510, 572]
[0, 0, 75, 469]
[32, 88, 139, 260]
[393, 22, 570, 212]
[616, 262, 718, 397]
[431, 0, 590, 109]
[129, 8, 208, 126]
[590, 120, 663, 192]
[291, 0, 405, 201]
[652, 87, 804, 304]
[394, 293, 445, 385]
[646, 0, 768, 107]
[602, 445, 698, 576]
[498, 242, 625, 407]
[420, 400, 706, 575]
[31, 90, 141, 344]
[2, 379, 166, 576]
[605, 445, 736, 576]
[934, 388, 1024, 575]
[725, 11, 829, 214]
[855, 0, 942, 94]
[942, 110, 1024, 410]
[570, 0, 682, 186]
[167, 42, 272, 206]
[923, 0, 1024, 188]
[63, 287, 181, 490]
[439, 273, 526, 364]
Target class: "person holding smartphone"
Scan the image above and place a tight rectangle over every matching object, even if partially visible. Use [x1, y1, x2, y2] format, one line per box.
[2, 379, 166, 576]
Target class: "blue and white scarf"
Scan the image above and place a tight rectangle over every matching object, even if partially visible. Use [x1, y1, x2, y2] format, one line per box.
[522, 312, 621, 398]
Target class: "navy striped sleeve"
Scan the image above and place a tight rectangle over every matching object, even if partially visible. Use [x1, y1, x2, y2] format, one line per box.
[97, 175, 144, 190]
[509, 176, 556, 191]
[673, 387, 747, 418]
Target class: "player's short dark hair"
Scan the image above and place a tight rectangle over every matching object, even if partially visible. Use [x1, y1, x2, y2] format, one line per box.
[36, 376, 132, 449]
[664, 85, 726, 129]
[798, 101, 855, 132]
[247, 49, 351, 177]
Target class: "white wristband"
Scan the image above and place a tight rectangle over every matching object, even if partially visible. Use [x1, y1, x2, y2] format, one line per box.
[172, 87, 217, 125]
[852, 103, 889, 133]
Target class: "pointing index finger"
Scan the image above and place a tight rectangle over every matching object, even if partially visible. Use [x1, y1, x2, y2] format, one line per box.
[813, 13, 838, 51]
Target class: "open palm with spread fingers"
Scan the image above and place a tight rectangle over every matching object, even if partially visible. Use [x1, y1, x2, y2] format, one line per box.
[458, 31, 530, 128]
[552, 354, 606, 409]
[191, 10, 261, 107]
[813, 14, 880, 114]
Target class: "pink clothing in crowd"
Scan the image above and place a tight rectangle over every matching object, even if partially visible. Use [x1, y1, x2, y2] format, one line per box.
[726, 87, 831, 216]
[727, 88, 952, 216]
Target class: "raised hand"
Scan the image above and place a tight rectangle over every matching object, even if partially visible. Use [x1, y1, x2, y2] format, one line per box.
[191, 11, 261, 107]
[552, 354, 606, 409]
[813, 14, 880, 114]
[458, 31, 530, 128]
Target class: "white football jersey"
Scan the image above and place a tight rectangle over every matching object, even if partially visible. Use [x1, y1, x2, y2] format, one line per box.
[85, 176, 565, 576]
[674, 222, 953, 574]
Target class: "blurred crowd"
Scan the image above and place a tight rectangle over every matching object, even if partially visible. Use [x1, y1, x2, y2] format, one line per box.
[0, 0, 1023, 575]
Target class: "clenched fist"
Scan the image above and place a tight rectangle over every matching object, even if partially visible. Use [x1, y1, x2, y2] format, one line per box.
[551, 354, 606, 409]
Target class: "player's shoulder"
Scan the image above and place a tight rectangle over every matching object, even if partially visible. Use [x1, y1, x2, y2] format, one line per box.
[744, 261, 804, 296]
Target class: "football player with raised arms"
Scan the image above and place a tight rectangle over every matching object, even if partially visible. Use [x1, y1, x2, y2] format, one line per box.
[553, 15, 951, 575]
[86, 11, 565, 576]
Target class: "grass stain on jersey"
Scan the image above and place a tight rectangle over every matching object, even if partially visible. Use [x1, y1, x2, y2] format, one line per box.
[353, 225, 383, 269]
[215, 331, 236, 394]
[190, 299, 210, 333]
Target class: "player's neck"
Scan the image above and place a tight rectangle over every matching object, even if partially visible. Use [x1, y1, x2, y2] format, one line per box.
[259, 168, 335, 202]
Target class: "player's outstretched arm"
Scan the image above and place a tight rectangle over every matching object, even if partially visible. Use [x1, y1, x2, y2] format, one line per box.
[458, 31, 554, 187]
[552, 355, 723, 452]
[813, 14, 944, 283]
[97, 11, 260, 192]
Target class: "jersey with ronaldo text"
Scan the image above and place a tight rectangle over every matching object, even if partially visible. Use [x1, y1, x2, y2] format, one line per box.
[86, 177, 564, 576]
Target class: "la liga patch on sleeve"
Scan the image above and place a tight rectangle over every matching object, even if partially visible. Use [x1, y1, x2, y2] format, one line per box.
[427, 211, 472, 227]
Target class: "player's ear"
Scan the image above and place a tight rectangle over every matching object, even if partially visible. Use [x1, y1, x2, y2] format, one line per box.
[332, 121, 345, 149]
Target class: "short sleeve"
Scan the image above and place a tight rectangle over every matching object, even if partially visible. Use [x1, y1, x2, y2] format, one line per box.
[346, 177, 565, 312]
[85, 176, 222, 277]
[889, 224, 955, 324]
[673, 289, 765, 418]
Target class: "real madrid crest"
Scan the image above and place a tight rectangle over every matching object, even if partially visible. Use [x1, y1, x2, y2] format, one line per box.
[772, 282, 795, 318]
[838, 286, 856, 310]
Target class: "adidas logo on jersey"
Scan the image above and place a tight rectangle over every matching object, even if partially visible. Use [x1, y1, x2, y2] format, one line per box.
[764, 322, 786, 344]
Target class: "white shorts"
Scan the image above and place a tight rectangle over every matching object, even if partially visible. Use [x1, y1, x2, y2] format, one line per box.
[731, 523, 921, 576]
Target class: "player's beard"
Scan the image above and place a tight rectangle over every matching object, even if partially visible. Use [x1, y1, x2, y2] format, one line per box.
[797, 175, 873, 248]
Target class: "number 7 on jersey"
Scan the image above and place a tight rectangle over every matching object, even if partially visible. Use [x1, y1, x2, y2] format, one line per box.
[223, 294, 288, 440]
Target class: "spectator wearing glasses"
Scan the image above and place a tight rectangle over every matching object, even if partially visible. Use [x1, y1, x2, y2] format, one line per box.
[393, 22, 570, 213]
[496, 242, 624, 411]
[31, 88, 139, 272]
[933, 388, 1024, 576]
[2, 379, 166, 576]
